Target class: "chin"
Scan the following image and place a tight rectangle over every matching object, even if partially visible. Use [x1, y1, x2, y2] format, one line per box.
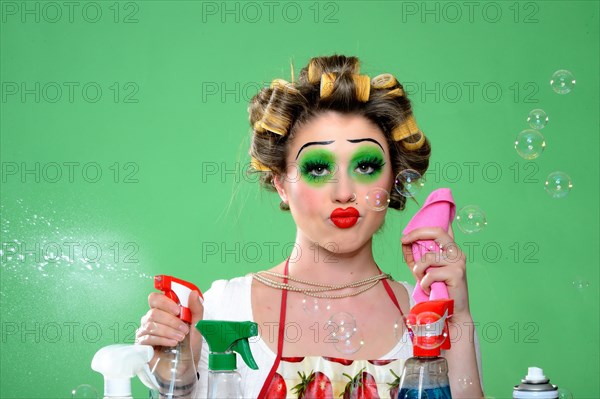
[317, 234, 370, 255]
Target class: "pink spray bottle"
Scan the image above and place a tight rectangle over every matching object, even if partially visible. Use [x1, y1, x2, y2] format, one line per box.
[396, 188, 456, 399]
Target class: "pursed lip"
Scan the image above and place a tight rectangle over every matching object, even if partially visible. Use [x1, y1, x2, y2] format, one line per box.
[330, 207, 360, 228]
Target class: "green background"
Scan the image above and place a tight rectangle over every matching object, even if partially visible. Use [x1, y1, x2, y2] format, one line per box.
[1, 1, 598, 398]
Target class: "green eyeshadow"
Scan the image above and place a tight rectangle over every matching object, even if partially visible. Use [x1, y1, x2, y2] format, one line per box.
[348, 146, 386, 183]
[298, 149, 336, 186]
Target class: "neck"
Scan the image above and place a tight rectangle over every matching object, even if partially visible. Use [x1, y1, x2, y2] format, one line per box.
[286, 232, 381, 285]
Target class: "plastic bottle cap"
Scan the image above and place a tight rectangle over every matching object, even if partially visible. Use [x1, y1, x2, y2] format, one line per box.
[526, 367, 547, 383]
[104, 378, 133, 397]
[208, 352, 237, 371]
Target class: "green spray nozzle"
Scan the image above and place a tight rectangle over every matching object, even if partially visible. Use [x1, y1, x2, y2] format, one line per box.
[196, 320, 259, 371]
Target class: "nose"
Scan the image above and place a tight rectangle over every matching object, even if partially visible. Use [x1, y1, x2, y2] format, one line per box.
[332, 168, 357, 204]
[335, 192, 356, 204]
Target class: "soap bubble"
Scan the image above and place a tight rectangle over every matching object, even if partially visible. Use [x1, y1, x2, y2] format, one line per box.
[365, 188, 390, 211]
[514, 129, 546, 160]
[544, 171, 573, 199]
[329, 312, 363, 354]
[393, 316, 412, 345]
[573, 280, 590, 290]
[456, 205, 487, 234]
[301, 295, 332, 315]
[395, 169, 425, 197]
[328, 312, 357, 340]
[558, 388, 573, 399]
[71, 385, 98, 399]
[527, 109, 548, 130]
[405, 311, 448, 350]
[550, 70, 576, 94]
[333, 329, 364, 355]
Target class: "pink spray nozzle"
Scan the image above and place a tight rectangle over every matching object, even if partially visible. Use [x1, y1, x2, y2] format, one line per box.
[402, 188, 456, 304]
[154, 275, 203, 324]
[406, 299, 454, 356]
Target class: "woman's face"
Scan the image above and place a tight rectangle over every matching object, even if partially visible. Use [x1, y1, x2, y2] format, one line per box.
[274, 111, 394, 253]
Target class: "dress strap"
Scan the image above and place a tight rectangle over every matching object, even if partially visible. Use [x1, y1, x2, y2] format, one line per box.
[257, 257, 290, 399]
[376, 265, 406, 318]
[381, 278, 406, 317]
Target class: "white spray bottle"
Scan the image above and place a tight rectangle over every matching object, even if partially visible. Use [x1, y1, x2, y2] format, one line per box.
[91, 344, 156, 399]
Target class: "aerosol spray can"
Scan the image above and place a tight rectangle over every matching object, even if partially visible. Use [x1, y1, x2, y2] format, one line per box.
[513, 367, 558, 399]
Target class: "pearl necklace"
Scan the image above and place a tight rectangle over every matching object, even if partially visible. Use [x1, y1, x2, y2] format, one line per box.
[251, 270, 392, 299]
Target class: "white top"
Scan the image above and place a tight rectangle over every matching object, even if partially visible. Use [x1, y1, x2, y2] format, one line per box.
[193, 275, 483, 398]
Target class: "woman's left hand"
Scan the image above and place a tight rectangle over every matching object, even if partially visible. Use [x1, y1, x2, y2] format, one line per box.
[401, 224, 471, 318]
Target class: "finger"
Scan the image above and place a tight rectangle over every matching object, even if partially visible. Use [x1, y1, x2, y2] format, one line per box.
[448, 223, 455, 239]
[138, 307, 191, 344]
[440, 242, 465, 265]
[148, 292, 181, 316]
[420, 264, 465, 293]
[140, 318, 187, 340]
[402, 243, 415, 268]
[188, 291, 204, 325]
[136, 331, 179, 348]
[141, 308, 190, 335]
[401, 227, 450, 244]
[412, 251, 446, 281]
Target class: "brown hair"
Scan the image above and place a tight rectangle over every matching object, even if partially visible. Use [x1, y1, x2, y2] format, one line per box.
[247, 54, 431, 211]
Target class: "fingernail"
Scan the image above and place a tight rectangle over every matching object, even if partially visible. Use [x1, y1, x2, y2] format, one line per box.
[412, 264, 418, 273]
[178, 324, 189, 334]
[175, 332, 185, 341]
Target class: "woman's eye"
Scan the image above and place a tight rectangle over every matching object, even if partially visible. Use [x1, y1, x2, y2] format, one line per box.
[309, 165, 330, 177]
[301, 161, 332, 180]
[356, 162, 377, 175]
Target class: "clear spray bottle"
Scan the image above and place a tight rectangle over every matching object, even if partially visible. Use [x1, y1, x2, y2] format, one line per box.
[150, 275, 203, 398]
[195, 320, 259, 399]
[397, 299, 454, 399]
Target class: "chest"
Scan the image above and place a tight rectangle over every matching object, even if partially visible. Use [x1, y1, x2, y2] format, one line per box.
[251, 284, 410, 360]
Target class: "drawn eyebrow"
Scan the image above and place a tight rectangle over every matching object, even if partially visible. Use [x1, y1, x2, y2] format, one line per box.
[295, 141, 334, 160]
[295, 138, 385, 160]
[346, 138, 385, 153]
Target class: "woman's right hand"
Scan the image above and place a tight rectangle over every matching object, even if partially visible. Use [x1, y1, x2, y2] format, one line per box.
[136, 290, 204, 363]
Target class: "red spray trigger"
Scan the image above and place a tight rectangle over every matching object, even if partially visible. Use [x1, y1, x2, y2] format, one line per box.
[154, 275, 203, 324]
[406, 299, 454, 356]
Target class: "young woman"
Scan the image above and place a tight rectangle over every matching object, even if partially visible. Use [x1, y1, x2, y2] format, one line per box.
[136, 55, 484, 398]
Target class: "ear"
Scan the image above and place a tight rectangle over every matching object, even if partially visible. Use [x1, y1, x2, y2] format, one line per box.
[273, 174, 288, 204]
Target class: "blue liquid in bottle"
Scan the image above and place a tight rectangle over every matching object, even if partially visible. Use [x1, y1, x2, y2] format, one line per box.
[397, 385, 452, 399]
[396, 357, 452, 399]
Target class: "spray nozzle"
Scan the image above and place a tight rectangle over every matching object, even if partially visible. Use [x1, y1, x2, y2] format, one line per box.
[406, 299, 454, 356]
[154, 275, 203, 324]
[524, 367, 548, 383]
[91, 344, 155, 397]
[196, 320, 259, 371]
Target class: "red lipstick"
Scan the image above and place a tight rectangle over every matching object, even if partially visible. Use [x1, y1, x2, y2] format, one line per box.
[330, 207, 359, 229]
